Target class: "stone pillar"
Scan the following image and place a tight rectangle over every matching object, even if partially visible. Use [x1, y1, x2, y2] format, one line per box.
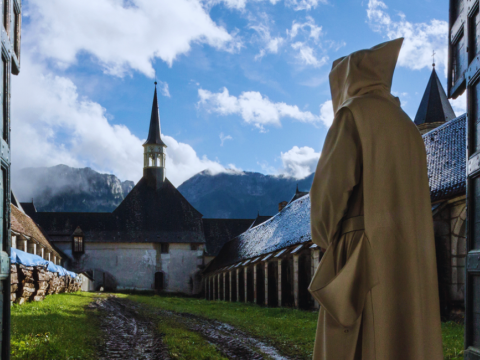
[27, 240, 36, 255]
[229, 271, 232, 302]
[277, 259, 282, 307]
[254, 264, 257, 304]
[236, 268, 240, 302]
[22, 239, 27, 253]
[223, 272, 226, 301]
[311, 249, 321, 309]
[293, 254, 299, 308]
[217, 273, 221, 300]
[264, 262, 269, 306]
[11, 235, 16, 249]
[47, 252, 51, 262]
[244, 266, 248, 303]
[40, 247, 45, 259]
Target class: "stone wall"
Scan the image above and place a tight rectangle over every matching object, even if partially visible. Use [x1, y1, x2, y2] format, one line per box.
[55, 242, 204, 294]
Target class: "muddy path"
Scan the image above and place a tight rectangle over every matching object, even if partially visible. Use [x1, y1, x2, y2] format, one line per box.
[91, 295, 294, 360]
[89, 296, 169, 360]
[155, 309, 295, 360]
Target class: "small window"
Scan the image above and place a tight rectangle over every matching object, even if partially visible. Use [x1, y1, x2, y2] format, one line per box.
[73, 236, 84, 253]
[190, 244, 198, 251]
[161, 243, 169, 254]
[3, 0, 8, 33]
[2, 55, 7, 142]
[13, 7, 19, 56]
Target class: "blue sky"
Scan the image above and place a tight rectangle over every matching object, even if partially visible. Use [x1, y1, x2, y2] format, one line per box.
[11, 0, 462, 187]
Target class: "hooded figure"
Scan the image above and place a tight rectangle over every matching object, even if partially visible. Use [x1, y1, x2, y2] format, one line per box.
[308, 38, 443, 360]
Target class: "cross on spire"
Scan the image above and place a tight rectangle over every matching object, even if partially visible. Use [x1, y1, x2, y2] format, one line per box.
[432, 50, 436, 68]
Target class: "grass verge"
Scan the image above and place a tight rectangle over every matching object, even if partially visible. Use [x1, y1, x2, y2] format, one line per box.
[442, 321, 464, 360]
[11, 292, 103, 360]
[124, 294, 465, 360]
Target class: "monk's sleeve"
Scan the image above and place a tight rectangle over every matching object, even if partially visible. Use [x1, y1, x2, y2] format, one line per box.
[310, 108, 362, 249]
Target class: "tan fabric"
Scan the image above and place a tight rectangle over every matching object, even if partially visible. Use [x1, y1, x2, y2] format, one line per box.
[308, 38, 443, 360]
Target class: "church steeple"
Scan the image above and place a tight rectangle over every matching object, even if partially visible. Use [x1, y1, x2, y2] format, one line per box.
[143, 82, 167, 185]
[414, 66, 456, 134]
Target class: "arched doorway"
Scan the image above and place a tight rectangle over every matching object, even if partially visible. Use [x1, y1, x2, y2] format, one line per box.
[155, 272, 164, 290]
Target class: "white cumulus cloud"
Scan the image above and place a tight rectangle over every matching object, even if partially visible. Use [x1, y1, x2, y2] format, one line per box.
[158, 81, 171, 98]
[204, 0, 280, 10]
[280, 146, 320, 179]
[449, 92, 466, 115]
[285, 0, 327, 11]
[11, 53, 229, 187]
[319, 100, 334, 127]
[291, 42, 328, 68]
[198, 87, 321, 130]
[219, 132, 233, 146]
[251, 21, 285, 60]
[287, 17, 329, 68]
[367, 0, 448, 71]
[25, 0, 241, 77]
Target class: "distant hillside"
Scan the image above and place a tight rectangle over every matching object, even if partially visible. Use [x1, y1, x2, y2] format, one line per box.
[13, 165, 134, 212]
[177, 170, 314, 218]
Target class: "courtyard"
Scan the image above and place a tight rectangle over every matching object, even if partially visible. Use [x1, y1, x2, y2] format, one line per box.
[10, 292, 464, 359]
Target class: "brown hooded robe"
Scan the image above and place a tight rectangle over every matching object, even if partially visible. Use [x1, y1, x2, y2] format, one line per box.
[308, 38, 443, 360]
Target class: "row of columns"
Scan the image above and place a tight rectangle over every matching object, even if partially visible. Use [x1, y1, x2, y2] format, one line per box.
[12, 234, 61, 265]
[205, 244, 321, 309]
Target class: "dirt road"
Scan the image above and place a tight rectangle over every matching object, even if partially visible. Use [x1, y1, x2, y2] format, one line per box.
[90, 296, 294, 360]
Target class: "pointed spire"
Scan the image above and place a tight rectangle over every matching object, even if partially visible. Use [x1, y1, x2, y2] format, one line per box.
[414, 67, 456, 126]
[144, 83, 167, 147]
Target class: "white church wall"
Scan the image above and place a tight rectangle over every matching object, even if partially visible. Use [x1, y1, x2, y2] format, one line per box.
[55, 241, 204, 294]
[156, 243, 204, 294]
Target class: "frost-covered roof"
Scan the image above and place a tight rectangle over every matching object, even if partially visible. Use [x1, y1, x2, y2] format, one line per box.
[206, 195, 311, 272]
[423, 113, 466, 202]
[207, 114, 468, 273]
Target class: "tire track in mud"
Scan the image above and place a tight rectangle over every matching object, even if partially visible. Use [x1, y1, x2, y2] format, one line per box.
[156, 309, 294, 360]
[89, 296, 169, 360]
[91, 295, 294, 360]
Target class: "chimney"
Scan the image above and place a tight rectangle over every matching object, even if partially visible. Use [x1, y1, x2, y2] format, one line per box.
[278, 201, 288, 212]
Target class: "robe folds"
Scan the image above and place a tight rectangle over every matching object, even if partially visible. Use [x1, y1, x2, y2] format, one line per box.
[308, 38, 443, 360]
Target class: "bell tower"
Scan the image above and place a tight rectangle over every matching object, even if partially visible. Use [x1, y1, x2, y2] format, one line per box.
[143, 82, 167, 187]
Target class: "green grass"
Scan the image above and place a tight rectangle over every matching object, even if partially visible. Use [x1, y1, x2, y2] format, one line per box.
[124, 294, 466, 360]
[141, 307, 228, 360]
[11, 292, 103, 360]
[9, 292, 466, 359]
[442, 321, 464, 360]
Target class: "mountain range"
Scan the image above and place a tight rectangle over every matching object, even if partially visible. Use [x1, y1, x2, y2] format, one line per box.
[12, 165, 314, 218]
[13, 165, 135, 212]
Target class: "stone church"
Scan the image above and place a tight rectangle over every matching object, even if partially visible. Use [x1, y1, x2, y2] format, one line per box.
[22, 84, 254, 294]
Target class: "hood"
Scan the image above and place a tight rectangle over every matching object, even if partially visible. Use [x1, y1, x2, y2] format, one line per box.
[329, 38, 404, 114]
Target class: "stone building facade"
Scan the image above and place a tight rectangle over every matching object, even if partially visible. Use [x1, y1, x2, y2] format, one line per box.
[22, 85, 253, 294]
